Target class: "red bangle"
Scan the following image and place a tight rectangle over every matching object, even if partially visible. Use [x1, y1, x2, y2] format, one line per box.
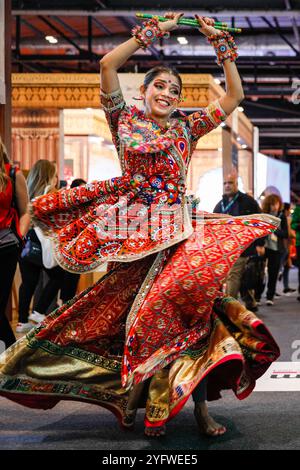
[131, 17, 169, 49]
[207, 31, 238, 66]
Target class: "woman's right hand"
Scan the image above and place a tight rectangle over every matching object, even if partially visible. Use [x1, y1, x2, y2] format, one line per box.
[195, 15, 223, 37]
[158, 12, 184, 32]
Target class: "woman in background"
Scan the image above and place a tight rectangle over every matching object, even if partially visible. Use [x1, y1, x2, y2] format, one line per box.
[17, 160, 65, 332]
[262, 194, 288, 305]
[0, 137, 30, 348]
[278, 203, 296, 295]
[291, 202, 300, 302]
[59, 178, 87, 304]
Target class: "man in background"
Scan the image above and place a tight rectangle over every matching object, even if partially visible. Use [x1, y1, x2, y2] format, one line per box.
[214, 172, 265, 311]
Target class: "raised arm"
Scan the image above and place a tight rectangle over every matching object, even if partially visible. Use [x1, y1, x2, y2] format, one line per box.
[100, 14, 183, 94]
[196, 16, 244, 115]
[218, 60, 244, 115]
[100, 39, 140, 94]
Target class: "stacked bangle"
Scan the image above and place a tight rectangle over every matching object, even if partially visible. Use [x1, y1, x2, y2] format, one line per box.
[131, 17, 169, 49]
[207, 31, 238, 66]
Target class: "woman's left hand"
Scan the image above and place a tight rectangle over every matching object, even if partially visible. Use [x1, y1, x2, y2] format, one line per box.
[195, 15, 223, 37]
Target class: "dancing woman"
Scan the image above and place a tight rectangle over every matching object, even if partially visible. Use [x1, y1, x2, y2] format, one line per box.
[0, 14, 279, 438]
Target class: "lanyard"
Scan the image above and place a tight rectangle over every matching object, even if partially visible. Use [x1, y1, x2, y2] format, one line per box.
[221, 192, 239, 214]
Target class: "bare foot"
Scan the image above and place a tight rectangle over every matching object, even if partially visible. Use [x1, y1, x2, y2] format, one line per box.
[194, 402, 226, 437]
[144, 425, 166, 437]
[123, 382, 145, 430]
[122, 408, 137, 429]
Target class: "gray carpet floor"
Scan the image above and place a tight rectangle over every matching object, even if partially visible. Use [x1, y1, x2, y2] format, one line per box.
[0, 269, 299, 450]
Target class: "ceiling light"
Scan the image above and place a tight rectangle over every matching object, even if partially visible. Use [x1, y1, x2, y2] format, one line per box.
[241, 144, 248, 149]
[45, 35, 58, 44]
[177, 37, 188, 45]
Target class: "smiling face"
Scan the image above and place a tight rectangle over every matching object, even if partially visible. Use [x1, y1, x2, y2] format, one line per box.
[141, 72, 181, 123]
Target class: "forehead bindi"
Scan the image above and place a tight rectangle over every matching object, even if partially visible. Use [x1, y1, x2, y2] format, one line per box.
[153, 74, 180, 90]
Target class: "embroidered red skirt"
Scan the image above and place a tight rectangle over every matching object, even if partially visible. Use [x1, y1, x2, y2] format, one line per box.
[0, 210, 280, 428]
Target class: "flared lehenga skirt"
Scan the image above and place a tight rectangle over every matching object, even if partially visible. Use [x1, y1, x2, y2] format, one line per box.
[0, 212, 280, 428]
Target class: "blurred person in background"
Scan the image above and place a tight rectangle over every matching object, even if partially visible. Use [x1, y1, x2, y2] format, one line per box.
[59, 178, 87, 304]
[262, 194, 288, 306]
[291, 202, 300, 301]
[0, 137, 30, 348]
[278, 203, 296, 295]
[214, 172, 265, 312]
[17, 160, 65, 333]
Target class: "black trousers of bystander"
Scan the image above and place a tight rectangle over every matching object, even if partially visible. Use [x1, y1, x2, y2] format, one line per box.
[0, 245, 18, 348]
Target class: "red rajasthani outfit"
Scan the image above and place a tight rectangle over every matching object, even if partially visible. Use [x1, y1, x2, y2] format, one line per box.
[0, 89, 279, 429]
[0, 163, 21, 237]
